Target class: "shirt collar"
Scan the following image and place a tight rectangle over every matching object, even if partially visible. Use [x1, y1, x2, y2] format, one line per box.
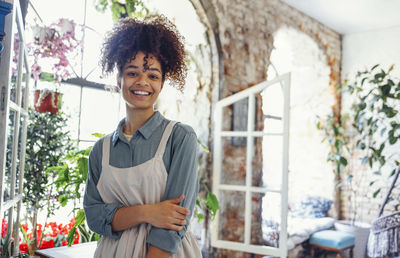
[111, 111, 163, 146]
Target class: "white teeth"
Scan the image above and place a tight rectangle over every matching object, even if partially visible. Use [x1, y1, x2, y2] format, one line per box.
[132, 90, 151, 96]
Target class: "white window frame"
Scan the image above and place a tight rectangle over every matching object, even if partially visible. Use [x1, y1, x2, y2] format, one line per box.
[0, 0, 31, 255]
[211, 73, 291, 257]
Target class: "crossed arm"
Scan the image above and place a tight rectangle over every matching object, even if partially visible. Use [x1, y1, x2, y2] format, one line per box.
[111, 195, 190, 258]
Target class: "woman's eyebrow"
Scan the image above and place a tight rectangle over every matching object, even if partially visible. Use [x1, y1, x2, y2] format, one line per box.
[125, 65, 139, 69]
[124, 65, 161, 74]
[148, 67, 161, 73]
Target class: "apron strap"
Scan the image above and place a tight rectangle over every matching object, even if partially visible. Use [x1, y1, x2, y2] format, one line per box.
[102, 135, 111, 167]
[155, 121, 177, 158]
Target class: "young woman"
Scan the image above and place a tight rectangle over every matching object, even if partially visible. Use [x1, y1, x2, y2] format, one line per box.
[83, 15, 202, 258]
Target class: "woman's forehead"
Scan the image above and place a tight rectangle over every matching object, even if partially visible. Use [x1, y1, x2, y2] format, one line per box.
[124, 52, 160, 67]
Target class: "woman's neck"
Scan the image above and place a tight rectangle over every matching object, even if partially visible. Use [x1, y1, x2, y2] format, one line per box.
[123, 107, 155, 135]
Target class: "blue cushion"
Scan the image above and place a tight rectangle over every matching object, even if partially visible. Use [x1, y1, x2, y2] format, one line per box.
[310, 230, 355, 250]
[290, 196, 333, 218]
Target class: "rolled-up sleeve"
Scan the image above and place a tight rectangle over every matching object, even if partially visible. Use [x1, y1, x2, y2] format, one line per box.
[83, 139, 124, 239]
[146, 125, 200, 253]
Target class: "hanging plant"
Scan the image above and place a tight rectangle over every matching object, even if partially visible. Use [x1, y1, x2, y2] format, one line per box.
[29, 18, 82, 82]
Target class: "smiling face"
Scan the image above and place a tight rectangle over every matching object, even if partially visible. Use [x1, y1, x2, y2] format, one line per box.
[118, 51, 163, 114]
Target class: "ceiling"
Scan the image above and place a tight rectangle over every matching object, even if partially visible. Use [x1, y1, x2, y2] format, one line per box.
[281, 0, 400, 35]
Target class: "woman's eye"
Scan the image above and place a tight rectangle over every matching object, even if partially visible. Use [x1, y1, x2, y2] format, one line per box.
[149, 74, 159, 80]
[127, 72, 137, 77]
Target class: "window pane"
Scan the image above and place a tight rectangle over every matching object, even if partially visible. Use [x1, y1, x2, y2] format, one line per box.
[221, 137, 246, 186]
[255, 191, 282, 248]
[252, 135, 283, 189]
[260, 83, 284, 134]
[222, 97, 249, 132]
[218, 190, 245, 243]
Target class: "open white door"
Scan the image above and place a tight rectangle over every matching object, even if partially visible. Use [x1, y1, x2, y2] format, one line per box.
[211, 73, 290, 257]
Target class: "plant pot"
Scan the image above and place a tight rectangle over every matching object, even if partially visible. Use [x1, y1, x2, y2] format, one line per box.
[34, 89, 62, 114]
[335, 220, 371, 258]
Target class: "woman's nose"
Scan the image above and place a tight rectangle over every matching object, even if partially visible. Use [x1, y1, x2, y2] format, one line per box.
[136, 74, 149, 86]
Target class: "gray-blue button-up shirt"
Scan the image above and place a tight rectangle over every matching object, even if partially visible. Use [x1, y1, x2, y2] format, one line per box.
[83, 111, 199, 254]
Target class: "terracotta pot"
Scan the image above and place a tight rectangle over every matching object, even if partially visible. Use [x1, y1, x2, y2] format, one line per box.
[33, 89, 62, 114]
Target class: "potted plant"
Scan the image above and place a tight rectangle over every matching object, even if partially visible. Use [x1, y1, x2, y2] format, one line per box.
[23, 108, 74, 255]
[33, 88, 62, 113]
[11, 18, 81, 113]
[318, 64, 400, 257]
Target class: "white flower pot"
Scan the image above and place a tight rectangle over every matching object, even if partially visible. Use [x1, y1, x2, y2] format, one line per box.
[335, 220, 371, 258]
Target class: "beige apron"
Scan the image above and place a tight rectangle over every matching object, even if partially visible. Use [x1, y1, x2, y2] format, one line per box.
[95, 121, 202, 258]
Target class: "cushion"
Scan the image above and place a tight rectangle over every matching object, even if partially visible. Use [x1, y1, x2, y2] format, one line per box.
[290, 196, 333, 218]
[310, 230, 355, 250]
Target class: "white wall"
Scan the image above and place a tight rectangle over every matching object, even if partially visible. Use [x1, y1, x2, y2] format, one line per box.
[342, 26, 400, 80]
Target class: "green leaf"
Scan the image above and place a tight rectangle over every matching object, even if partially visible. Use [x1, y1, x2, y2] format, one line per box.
[196, 213, 204, 223]
[389, 132, 397, 144]
[67, 209, 86, 246]
[197, 139, 209, 153]
[371, 64, 379, 71]
[339, 157, 348, 166]
[196, 199, 201, 207]
[92, 132, 105, 138]
[360, 77, 367, 86]
[206, 192, 219, 219]
[59, 195, 68, 207]
[373, 189, 381, 198]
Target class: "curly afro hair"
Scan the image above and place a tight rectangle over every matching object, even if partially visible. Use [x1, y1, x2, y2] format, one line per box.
[100, 15, 187, 91]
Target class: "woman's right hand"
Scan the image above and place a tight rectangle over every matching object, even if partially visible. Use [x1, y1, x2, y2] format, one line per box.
[145, 194, 190, 231]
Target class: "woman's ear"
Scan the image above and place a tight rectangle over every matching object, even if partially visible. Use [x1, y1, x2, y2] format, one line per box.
[117, 74, 122, 89]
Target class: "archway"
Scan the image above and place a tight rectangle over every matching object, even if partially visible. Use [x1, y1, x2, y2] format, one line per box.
[267, 27, 335, 210]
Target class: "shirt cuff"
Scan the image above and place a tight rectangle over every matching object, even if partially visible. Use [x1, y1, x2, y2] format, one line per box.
[146, 227, 182, 254]
[103, 202, 124, 239]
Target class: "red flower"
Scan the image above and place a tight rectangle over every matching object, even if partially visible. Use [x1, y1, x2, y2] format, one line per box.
[21, 224, 28, 232]
[40, 239, 55, 249]
[73, 229, 80, 244]
[1, 219, 7, 238]
[19, 242, 29, 253]
[61, 239, 68, 246]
